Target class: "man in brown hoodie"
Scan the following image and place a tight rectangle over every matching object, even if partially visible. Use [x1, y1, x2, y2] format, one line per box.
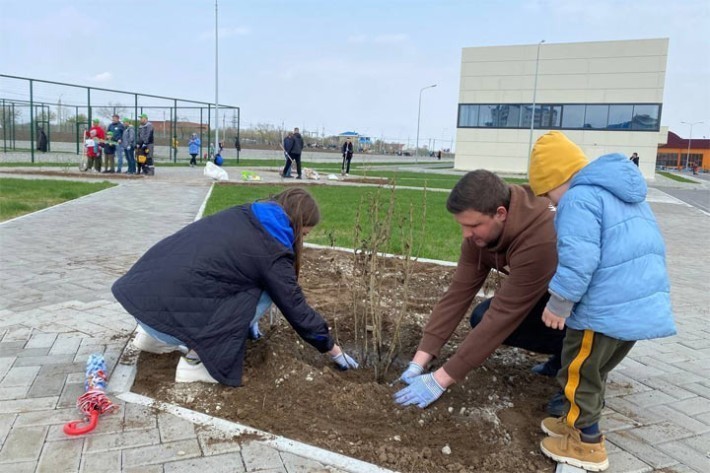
[394, 170, 563, 410]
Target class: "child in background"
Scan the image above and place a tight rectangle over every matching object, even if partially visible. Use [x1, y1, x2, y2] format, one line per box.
[528, 132, 675, 472]
[102, 131, 117, 173]
[84, 130, 100, 172]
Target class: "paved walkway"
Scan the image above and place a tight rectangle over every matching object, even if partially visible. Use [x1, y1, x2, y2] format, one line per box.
[0, 168, 708, 472]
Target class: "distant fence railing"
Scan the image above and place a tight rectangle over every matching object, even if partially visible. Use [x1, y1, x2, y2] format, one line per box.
[0, 74, 240, 163]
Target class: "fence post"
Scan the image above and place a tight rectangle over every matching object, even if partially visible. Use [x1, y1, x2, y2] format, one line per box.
[29, 79, 35, 163]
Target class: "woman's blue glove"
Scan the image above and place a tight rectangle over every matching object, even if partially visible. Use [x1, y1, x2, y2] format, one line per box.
[331, 352, 359, 370]
[398, 361, 424, 384]
[393, 373, 445, 408]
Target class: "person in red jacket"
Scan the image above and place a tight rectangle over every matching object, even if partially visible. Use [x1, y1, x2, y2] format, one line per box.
[89, 118, 106, 172]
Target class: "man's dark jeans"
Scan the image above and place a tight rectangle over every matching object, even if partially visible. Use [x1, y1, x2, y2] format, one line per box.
[470, 294, 565, 357]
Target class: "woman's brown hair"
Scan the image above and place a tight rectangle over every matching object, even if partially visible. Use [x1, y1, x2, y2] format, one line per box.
[272, 187, 320, 276]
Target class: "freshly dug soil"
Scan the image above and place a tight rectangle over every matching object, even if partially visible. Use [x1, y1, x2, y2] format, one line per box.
[132, 248, 558, 473]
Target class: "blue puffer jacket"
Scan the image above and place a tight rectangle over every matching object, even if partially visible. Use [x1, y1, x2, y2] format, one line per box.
[188, 136, 201, 155]
[551, 153, 675, 341]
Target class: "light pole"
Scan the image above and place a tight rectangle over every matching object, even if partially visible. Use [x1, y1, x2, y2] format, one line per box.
[214, 0, 220, 152]
[526, 39, 545, 173]
[680, 121, 704, 170]
[415, 84, 437, 162]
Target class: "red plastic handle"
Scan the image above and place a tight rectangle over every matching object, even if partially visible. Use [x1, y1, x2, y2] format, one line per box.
[63, 410, 99, 436]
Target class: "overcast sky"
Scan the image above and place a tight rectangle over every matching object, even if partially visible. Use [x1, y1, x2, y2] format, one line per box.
[1, 0, 709, 145]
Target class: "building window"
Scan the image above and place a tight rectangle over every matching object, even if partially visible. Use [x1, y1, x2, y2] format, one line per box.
[458, 105, 479, 127]
[656, 152, 679, 168]
[608, 105, 633, 129]
[457, 103, 661, 131]
[478, 105, 496, 127]
[496, 105, 522, 128]
[561, 105, 585, 129]
[584, 105, 609, 129]
[632, 105, 660, 130]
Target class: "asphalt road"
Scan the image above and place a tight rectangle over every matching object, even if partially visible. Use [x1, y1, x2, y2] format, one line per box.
[656, 187, 710, 214]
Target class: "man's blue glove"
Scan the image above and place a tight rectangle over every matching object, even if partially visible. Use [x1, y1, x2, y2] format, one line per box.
[248, 323, 262, 340]
[331, 352, 359, 370]
[393, 373, 445, 408]
[398, 361, 424, 384]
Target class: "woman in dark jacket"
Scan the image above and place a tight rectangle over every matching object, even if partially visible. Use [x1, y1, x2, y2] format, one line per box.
[112, 188, 358, 385]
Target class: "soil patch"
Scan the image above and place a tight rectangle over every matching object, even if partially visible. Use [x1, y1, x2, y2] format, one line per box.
[132, 248, 558, 473]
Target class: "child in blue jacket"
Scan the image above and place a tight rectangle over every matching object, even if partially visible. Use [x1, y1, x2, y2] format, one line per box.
[529, 132, 675, 472]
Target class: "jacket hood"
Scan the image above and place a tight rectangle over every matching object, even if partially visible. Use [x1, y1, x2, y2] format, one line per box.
[571, 153, 647, 204]
[492, 185, 550, 252]
[250, 202, 294, 248]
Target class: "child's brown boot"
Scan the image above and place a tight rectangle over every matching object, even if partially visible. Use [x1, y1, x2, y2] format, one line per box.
[540, 429, 609, 471]
[540, 416, 575, 437]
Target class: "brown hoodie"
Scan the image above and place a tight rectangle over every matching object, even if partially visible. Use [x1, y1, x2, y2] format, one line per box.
[417, 185, 558, 381]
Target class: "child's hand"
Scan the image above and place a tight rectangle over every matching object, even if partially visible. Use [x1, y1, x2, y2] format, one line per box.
[542, 308, 566, 330]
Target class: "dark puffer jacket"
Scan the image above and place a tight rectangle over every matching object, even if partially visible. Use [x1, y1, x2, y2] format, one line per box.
[112, 204, 334, 386]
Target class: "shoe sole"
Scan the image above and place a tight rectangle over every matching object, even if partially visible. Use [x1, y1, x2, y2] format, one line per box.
[540, 441, 609, 471]
[174, 373, 219, 383]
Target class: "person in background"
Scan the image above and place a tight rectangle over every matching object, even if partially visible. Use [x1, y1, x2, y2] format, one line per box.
[84, 129, 100, 172]
[122, 117, 136, 174]
[108, 114, 125, 173]
[282, 131, 295, 178]
[291, 127, 304, 179]
[112, 188, 359, 385]
[394, 170, 564, 413]
[137, 114, 154, 161]
[172, 136, 179, 160]
[89, 118, 105, 172]
[101, 131, 117, 173]
[341, 137, 354, 176]
[188, 133, 201, 167]
[629, 152, 639, 167]
[529, 131, 675, 472]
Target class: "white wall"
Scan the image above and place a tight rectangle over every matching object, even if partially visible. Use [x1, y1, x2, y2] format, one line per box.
[456, 38, 669, 178]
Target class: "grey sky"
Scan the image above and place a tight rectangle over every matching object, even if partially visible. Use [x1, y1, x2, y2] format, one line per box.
[1, 0, 708, 146]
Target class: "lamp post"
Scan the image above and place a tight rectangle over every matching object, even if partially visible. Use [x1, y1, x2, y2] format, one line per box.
[680, 121, 704, 170]
[214, 0, 220, 153]
[415, 84, 437, 162]
[526, 39, 545, 173]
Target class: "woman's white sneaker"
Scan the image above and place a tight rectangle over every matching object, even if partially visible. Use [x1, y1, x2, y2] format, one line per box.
[132, 326, 184, 354]
[175, 356, 219, 383]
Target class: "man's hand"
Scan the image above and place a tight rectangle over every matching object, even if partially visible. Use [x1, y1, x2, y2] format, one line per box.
[393, 373, 445, 408]
[542, 308, 566, 330]
[398, 361, 424, 384]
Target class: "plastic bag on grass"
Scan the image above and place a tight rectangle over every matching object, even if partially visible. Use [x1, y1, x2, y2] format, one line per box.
[204, 161, 229, 181]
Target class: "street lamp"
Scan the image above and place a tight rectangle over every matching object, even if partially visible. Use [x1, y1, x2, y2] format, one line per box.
[415, 84, 437, 162]
[526, 39, 545, 173]
[214, 0, 220, 152]
[680, 121, 704, 170]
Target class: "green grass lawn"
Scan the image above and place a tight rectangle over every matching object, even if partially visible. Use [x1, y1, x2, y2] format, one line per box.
[205, 184, 464, 261]
[0, 178, 115, 221]
[657, 171, 701, 183]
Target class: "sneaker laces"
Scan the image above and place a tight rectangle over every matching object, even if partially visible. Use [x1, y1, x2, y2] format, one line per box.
[183, 354, 202, 366]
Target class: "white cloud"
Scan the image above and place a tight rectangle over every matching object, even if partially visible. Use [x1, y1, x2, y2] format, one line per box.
[91, 72, 112, 83]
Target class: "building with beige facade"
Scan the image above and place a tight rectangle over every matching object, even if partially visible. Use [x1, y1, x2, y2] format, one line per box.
[455, 38, 668, 178]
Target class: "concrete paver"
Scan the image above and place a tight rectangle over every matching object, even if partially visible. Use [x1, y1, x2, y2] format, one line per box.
[0, 167, 708, 472]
